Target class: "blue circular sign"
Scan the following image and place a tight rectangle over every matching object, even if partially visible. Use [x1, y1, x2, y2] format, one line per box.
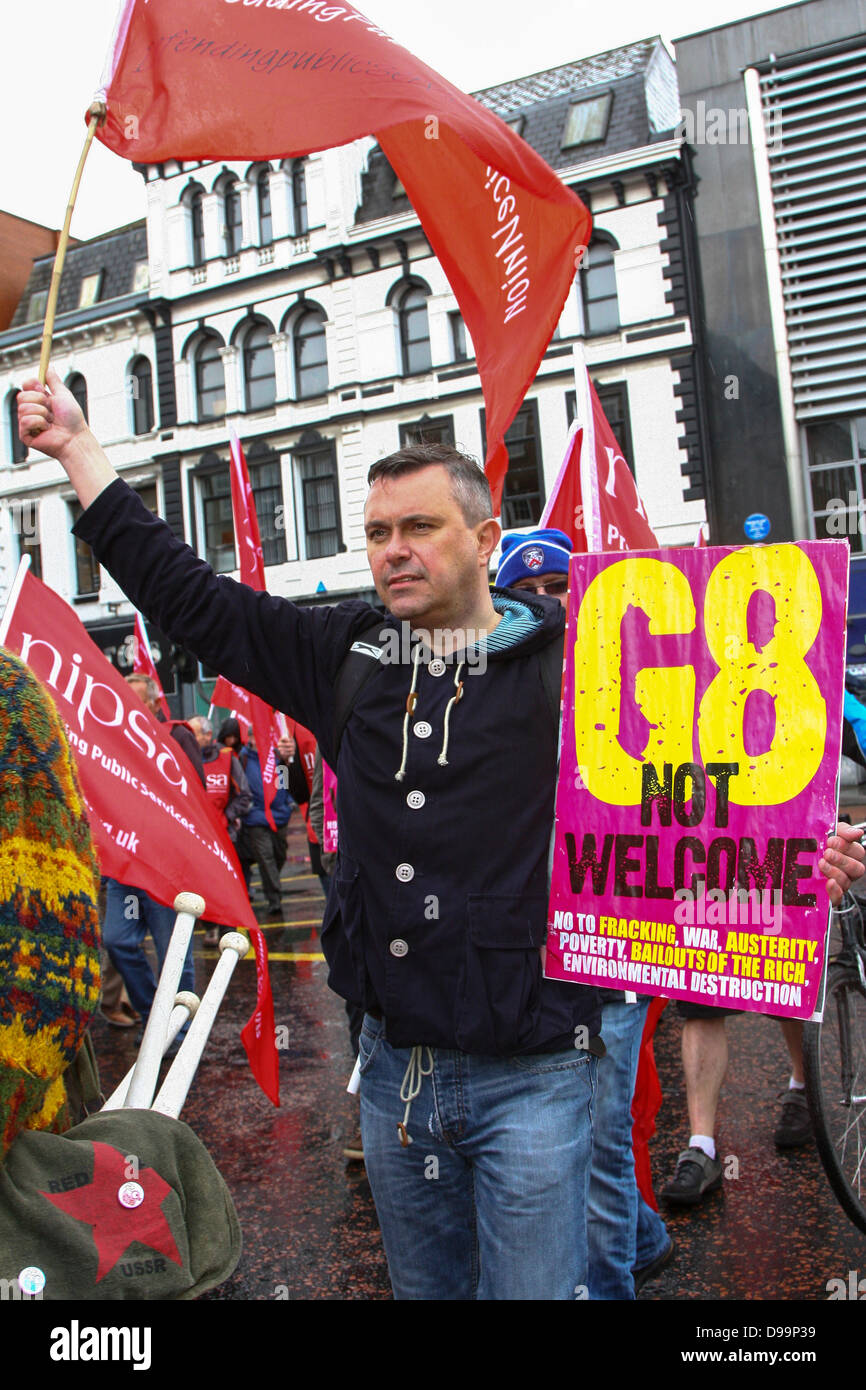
[744, 513, 771, 541]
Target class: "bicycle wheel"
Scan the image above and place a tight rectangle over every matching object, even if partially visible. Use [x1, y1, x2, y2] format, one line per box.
[803, 965, 866, 1234]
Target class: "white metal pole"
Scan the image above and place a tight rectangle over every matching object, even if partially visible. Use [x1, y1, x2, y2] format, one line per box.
[102, 993, 199, 1110]
[151, 932, 249, 1118]
[125, 891, 205, 1108]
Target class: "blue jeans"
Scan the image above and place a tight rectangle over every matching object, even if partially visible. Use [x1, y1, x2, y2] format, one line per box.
[102, 878, 195, 1020]
[587, 996, 669, 1299]
[358, 1013, 596, 1300]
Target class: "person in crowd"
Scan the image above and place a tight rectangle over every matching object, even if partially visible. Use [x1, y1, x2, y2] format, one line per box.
[190, 715, 252, 945]
[231, 723, 296, 921]
[99, 952, 140, 1029]
[0, 649, 101, 1158]
[18, 373, 866, 1301]
[497, 527, 672, 1298]
[127, 673, 206, 787]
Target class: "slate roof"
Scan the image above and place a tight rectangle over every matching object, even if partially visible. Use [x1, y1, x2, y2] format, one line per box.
[8, 221, 148, 331]
[355, 38, 676, 223]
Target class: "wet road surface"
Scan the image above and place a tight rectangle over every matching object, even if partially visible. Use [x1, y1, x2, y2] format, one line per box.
[90, 818, 866, 1302]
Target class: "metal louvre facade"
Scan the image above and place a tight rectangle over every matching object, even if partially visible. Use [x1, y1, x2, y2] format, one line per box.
[758, 42, 866, 422]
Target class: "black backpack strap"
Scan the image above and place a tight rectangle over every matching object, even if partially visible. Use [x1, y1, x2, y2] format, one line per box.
[538, 631, 566, 729]
[333, 618, 392, 758]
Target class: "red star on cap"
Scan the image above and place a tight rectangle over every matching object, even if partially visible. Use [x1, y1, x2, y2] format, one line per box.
[41, 1141, 182, 1282]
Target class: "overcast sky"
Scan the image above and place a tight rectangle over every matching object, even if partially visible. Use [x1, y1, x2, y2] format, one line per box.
[3, 0, 796, 239]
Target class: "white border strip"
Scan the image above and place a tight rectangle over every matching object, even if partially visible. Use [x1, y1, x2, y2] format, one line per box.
[0, 555, 31, 648]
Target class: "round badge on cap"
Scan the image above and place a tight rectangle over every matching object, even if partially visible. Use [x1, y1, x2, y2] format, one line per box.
[390, 938, 409, 957]
[18, 1266, 45, 1296]
[117, 1181, 145, 1209]
[414, 721, 432, 739]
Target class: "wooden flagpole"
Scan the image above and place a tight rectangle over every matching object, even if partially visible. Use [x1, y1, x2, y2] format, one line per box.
[35, 100, 107, 390]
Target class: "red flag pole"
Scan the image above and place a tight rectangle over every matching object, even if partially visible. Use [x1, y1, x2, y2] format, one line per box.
[31, 102, 107, 402]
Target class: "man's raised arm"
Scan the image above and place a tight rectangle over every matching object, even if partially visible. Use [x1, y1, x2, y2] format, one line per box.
[15, 370, 375, 761]
[18, 370, 117, 508]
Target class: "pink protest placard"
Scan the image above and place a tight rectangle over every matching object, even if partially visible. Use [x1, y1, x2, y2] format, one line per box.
[544, 542, 850, 1020]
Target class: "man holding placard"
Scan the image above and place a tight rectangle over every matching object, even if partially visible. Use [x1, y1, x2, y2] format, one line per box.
[17, 376, 865, 1300]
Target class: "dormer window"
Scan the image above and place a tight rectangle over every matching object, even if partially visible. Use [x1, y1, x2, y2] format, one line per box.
[562, 92, 613, 149]
[78, 273, 102, 309]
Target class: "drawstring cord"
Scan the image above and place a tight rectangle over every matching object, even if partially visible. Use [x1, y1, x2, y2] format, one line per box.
[437, 661, 465, 767]
[397, 1045, 434, 1146]
[394, 644, 423, 783]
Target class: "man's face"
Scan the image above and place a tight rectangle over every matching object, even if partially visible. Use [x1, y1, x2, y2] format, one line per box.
[127, 677, 157, 713]
[509, 571, 569, 608]
[191, 721, 212, 749]
[364, 466, 495, 628]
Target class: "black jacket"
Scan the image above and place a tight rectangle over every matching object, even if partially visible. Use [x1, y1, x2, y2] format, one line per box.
[74, 481, 600, 1052]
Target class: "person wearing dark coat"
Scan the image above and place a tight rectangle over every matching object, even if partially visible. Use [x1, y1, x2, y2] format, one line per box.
[19, 373, 866, 1302]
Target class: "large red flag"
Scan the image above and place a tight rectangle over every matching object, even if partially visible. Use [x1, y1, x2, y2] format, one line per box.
[132, 610, 170, 719]
[541, 360, 658, 552]
[0, 565, 279, 1106]
[94, 0, 590, 512]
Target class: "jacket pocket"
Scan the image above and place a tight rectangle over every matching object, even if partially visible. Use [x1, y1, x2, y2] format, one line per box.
[320, 857, 366, 1006]
[455, 895, 547, 1054]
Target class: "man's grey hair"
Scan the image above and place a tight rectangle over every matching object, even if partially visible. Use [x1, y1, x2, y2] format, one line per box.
[190, 715, 212, 738]
[126, 673, 160, 705]
[367, 444, 492, 527]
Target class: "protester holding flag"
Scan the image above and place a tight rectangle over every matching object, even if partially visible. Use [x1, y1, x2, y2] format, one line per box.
[497, 528, 672, 1299]
[190, 715, 252, 947]
[235, 729, 296, 921]
[17, 378, 865, 1300]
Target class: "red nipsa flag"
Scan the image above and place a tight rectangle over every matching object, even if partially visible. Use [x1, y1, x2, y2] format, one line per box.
[1, 566, 279, 1105]
[95, 0, 590, 512]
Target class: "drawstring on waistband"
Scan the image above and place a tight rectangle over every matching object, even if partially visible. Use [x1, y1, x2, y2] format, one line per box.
[397, 1044, 434, 1146]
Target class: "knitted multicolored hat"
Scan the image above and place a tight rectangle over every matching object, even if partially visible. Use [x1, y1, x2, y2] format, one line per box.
[495, 528, 573, 588]
[0, 650, 101, 1161]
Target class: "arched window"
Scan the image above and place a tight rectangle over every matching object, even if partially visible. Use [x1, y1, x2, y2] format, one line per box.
[66, 373, 89, 422]
[399, 286, 431, 375]
[243, 323, 276, 411]
[224, 177, 242, 256]
[294, 309, 328, 399]
[292, 161, 308, 236]
[190, 188, 205, 266]
[195, 337, 226, 421]
[581, 239, 619, 334]
[257, 169, 273, 246]
[129, 356, 154, 435]
[7, 390, 26, 465]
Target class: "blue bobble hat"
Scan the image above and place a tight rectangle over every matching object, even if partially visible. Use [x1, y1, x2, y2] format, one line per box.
[495, 528, 573, 589]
